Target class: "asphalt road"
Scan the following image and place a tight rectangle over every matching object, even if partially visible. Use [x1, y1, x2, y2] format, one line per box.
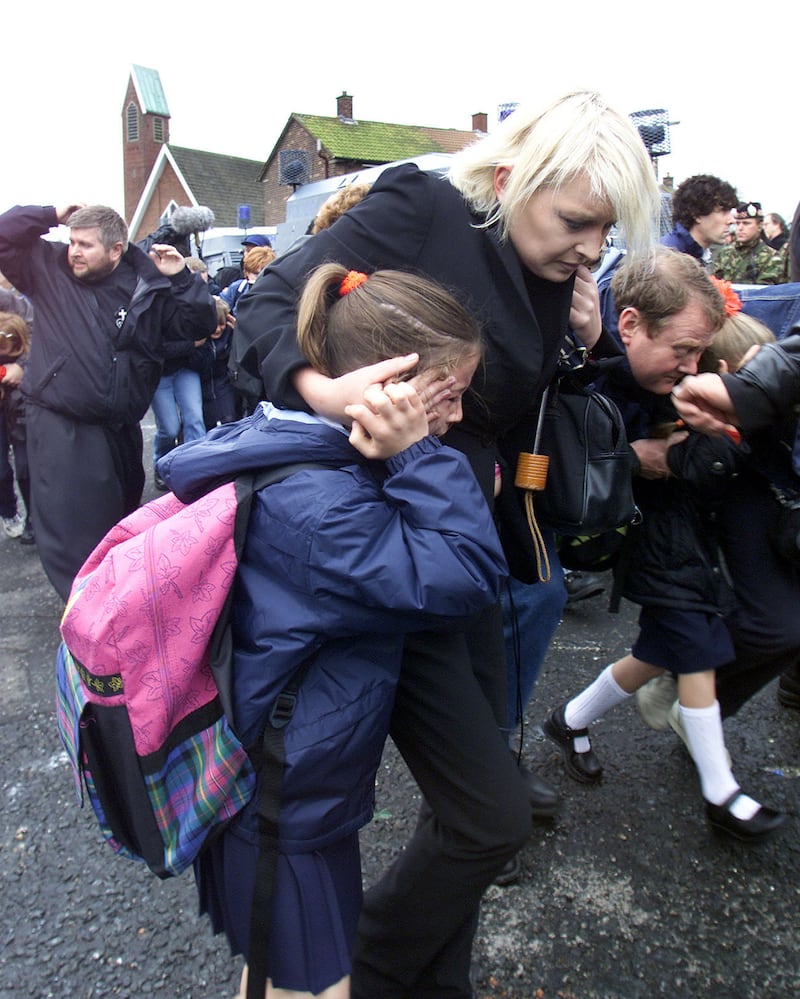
[1, 414, 798, 998]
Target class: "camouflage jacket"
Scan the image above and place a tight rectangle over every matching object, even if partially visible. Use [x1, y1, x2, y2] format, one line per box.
[713, 238, 786, 285]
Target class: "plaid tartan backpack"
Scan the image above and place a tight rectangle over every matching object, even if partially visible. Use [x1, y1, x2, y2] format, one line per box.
[56, 463, 317, 879]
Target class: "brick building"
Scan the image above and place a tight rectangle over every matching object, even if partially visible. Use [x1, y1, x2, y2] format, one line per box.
[258, 91, 487, 224]
[122, 66, 265, 243]
[123, 66, 486, 244]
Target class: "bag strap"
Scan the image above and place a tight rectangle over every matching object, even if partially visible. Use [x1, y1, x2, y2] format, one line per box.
[207, 462, 332, 722]
[205, 459, 331, 999]
[245, 653, 316, 999]
[513, 386, 553, 582]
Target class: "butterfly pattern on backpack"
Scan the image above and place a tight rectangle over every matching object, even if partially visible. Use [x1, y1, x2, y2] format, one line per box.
[56, 484, 257, 878]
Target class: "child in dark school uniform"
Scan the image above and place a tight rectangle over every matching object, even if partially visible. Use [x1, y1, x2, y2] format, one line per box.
[158, 263, 507, 999]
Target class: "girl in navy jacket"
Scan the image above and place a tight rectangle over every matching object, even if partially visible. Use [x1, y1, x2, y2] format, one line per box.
[159, 264, 507, 999]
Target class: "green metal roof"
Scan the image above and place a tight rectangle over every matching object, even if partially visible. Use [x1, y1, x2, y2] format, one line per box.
[130, 65, 170, 117]
[295, 114, 475, 163]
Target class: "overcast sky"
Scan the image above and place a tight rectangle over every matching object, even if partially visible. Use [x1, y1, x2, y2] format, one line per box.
[3, 1, 797, 225]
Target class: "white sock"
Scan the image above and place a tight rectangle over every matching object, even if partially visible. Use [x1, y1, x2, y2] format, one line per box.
[679, 701, 759, 818]
[565, 664, 631, 753]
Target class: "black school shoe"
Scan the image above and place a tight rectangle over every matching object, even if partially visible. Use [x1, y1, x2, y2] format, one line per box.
[516, 758, 560, 819]
[777, 666, 800, 710]
[493, 854, 521, 887]
[705, 791, 786, 842]
[542, 704, 603, 784]
[564, 570, 605, 605]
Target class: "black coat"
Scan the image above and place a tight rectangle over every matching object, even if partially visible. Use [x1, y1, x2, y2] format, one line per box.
[596, 357, 739, 614]
[724, 334, 800, 432]
[234, 164, 574, 501]
[0, 205, 217, 425]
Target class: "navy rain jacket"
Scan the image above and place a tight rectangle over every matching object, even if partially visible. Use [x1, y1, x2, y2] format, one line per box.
[159, 405, 507, 851]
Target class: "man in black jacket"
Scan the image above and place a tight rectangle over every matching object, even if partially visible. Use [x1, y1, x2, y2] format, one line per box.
[0, 203, 217, 600]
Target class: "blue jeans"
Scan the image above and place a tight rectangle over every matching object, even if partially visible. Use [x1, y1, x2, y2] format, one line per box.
[736, 282, 800, 340]
[735, 282, 800, 472]
[502, 530, 567, 736]
[150, 368, 206, 465]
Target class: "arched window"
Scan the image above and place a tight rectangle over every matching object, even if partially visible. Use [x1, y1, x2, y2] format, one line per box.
[126, 103, 139, 142]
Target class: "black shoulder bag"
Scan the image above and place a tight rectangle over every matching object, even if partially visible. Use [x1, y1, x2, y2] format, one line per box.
[512, 353, 638, 582]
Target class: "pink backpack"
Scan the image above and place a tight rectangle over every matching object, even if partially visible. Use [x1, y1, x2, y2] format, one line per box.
[56, 464, 317, 878]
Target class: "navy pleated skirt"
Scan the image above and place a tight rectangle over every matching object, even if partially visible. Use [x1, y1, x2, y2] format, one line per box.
[632, 606, 735, 674]
[194, 823, 363, 993]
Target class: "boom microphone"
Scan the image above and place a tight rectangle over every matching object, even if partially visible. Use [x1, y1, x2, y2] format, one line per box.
[168, 205, 216, 235]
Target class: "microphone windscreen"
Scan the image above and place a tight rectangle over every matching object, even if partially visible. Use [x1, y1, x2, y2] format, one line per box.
[169, 205, 216, 234]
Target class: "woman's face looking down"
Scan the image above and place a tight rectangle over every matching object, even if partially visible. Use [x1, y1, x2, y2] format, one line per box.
[495, 170, 616, 283]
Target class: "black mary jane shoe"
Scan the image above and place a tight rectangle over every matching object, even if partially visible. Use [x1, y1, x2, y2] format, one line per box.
[542, 704, 603, 785]
[705, 791, 786, 842]
[516, 758, 560, 819]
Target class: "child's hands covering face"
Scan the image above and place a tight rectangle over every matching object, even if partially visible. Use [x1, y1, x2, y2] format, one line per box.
[345, 380, 431, 459]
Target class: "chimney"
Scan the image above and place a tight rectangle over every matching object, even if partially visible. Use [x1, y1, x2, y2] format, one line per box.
[337, 91, 353, 120]
[472, 112, 488, 133]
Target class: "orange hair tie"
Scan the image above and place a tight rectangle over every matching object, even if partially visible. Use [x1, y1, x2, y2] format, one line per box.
[339, 271, 368, 296]
[708, 276, 743, 317]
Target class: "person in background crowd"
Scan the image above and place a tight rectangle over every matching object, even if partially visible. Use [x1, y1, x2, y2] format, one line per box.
[310, 185, 373, 235]
[661, 174, 738, 267]
[188, 298, 239, 429]
[150, 324, 209, 492]
[220, 245, 276, 315]
[233, 90, 660, 999]
[713, 202, 785, 285]
[223, 244, 278, 418]
[215, 234, 272, 292]
[0, 202, 216, 600]
[762, 212, 788, 251]
[185, 256, 209, 282]
[0, 309, 33, 543]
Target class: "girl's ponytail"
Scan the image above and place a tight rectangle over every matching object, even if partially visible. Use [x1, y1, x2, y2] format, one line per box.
[296, 263, 352, 374]
[296, 264, 482, 379]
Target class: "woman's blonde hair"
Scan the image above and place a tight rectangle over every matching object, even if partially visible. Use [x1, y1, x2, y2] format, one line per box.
[296, 264, 482, 379]
[448, 90, 659, 258]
